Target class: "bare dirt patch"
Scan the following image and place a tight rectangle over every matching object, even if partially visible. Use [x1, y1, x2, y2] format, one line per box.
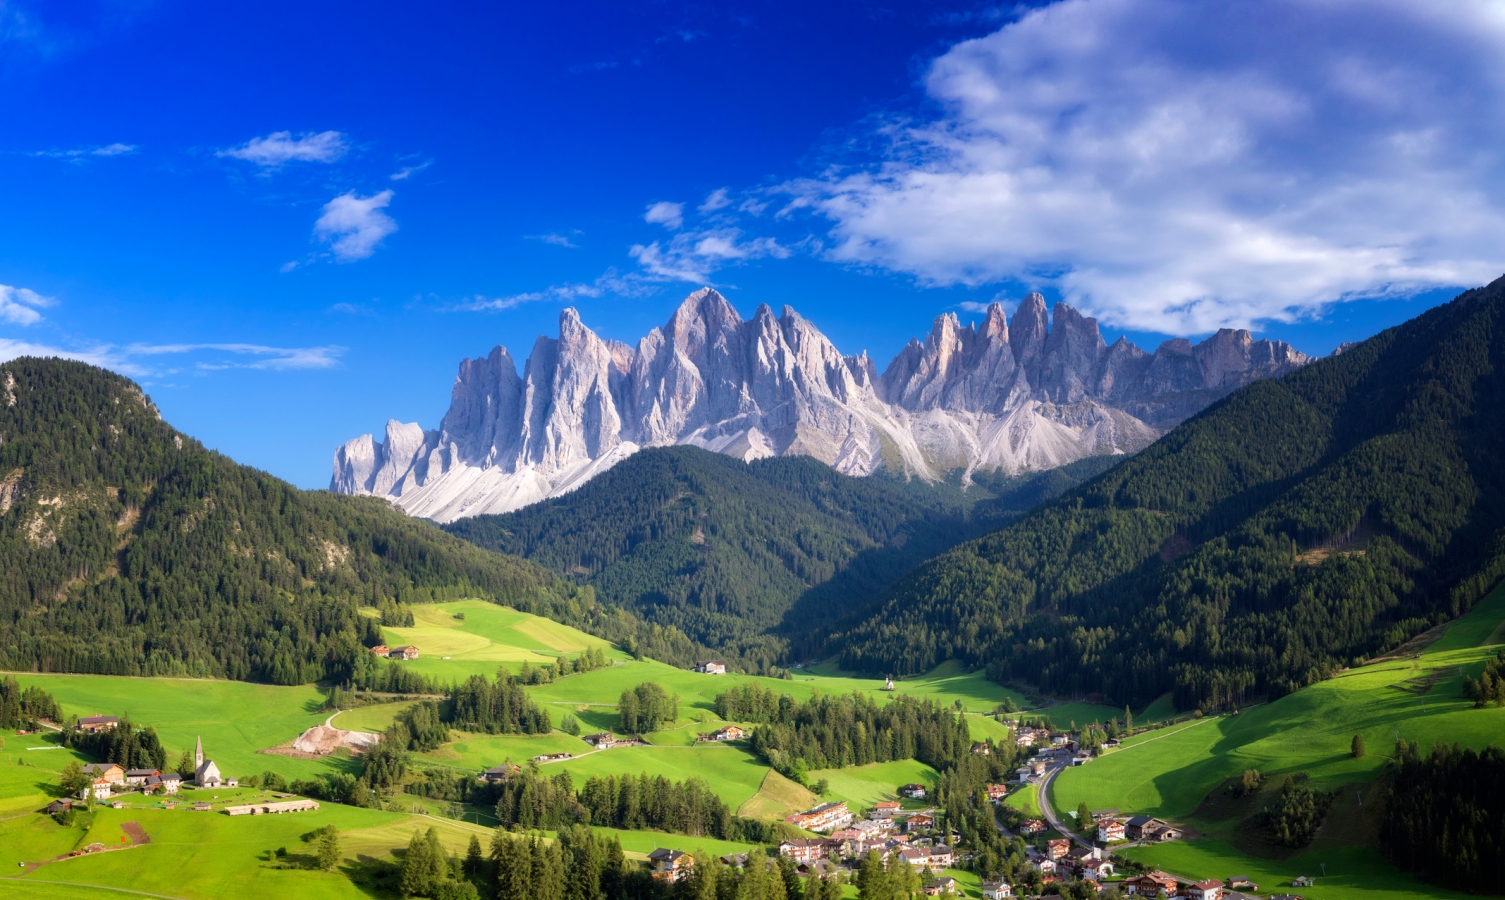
[121, 820, 150, 846]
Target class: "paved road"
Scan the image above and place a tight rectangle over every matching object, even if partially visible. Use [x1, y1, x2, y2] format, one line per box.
[1034, 758, 1093, 848]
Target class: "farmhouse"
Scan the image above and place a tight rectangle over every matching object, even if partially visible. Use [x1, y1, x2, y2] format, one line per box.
[647, 848, 694, 883]
[1122, 871, 1180, 896]
[369, 644, 389, 656]
[971, 741, 991, 755]
[1186, 880, 1224, 900]
[922, 877, 957, 895]
[926, 844, 955, 867]
[1045, 838, 1070, 860]
[224, 799, 320, 816]
[480, 764, 519, 783]
[145, 773, 181, 794]
[1018, 819, 1046, 836]
[1014, 730, 1036, 747]
[45, 798, 76, 815]
[899, 783, 927, 799]
[699, 725, 744, 742]
[80, 763, 126, 785]
[1080, 859, 1114, 880]
[583, 732, 637, 750]
[125, 768, 159, 785]
[870, 801, 901, 819]
[1124, 814, 1180, 841]
[985, 784, 1009, 802]
[389, 645, 420, 660]
[533, 753, 573, 762]
[980, 880, 1012, 899]
[694, 661, 727, 675]
[904, 812, 934, 832]
[778, 839, 827, 863]
[784, 801, 853, 833]
[76, 715, 120, 733]
[1096, 819, 1126, 842]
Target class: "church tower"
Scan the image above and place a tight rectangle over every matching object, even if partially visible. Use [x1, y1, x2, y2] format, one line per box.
[194, 735, 204, 769]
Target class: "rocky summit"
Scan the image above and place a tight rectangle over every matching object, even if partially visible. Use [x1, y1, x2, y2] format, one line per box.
[331, 288, 1308, 521]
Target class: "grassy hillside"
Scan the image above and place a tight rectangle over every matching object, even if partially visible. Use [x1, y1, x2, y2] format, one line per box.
[445, 446, 1121, 669]
[1048, 582, 1505, 898]
[370, 598, 627, 683]
[837, 276, 1505, 710]
[0, 357, 736, 684]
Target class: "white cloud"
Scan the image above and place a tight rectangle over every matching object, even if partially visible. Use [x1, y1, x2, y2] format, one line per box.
[790, 0, 1505, 334]
[30, 143, 138, 159]
[460, 269, 650, 312]
[956, 301, 991, 313]
[699, 188, 732, 213]
[219, 130, 348, 167]
[0, 284, 53, 325]
[644, 201, 685, 230]
[314, 190, 397, 261]
[630, 228, 790, 282]
[390, 161, 432, 181]
[124, 342, 344, 370]
[529, 232, 580, 248]
[0, 339, 122, 370]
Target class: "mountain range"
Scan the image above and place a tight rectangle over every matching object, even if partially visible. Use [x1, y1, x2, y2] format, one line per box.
[331, 289, 1309, 521]
[833, 276, 1505, 709]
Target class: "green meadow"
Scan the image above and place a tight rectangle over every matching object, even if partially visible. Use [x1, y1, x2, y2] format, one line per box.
[0, 674, 351, 783]
[807, 760, 939, 810]
[1049, 582, 1505, 898]
[372, 599, 627, 683]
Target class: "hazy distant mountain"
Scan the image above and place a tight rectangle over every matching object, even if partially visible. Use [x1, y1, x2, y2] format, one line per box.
[332, 288, 1307, 521]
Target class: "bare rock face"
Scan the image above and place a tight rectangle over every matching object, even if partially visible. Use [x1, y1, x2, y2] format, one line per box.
[332, 288, 1308, 521]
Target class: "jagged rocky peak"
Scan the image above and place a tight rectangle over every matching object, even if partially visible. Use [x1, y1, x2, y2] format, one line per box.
[332, 287, 1310, 521]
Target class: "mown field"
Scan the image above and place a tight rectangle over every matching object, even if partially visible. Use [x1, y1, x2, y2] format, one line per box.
[1049, 582, 1505, 899]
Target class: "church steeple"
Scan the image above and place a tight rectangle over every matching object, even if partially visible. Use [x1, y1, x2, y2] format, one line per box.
[194, 735, 204, 769]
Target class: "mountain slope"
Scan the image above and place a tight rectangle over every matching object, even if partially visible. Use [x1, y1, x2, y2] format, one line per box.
[445, 446, 1123, 667]
[0, 359, 716, 683]
[333, 288, 1306, 521]
[835, 277, 1505, 710]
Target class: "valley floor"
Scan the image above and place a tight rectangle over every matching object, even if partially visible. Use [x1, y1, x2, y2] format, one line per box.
[2, 588, 1501, 900]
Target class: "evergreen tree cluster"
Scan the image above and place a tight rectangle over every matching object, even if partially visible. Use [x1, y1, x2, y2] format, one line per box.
[0, 358, 759, 688]
[65, 714, 168, 771]
[379, 598, 417, 627]
[930, 752, 1034, 883]
[1255, 776, 1336, 848]
[1380, 740, 1505, 895]
[834, 277, 1505, 709]
[0, 358, 607, 685]
[1463, 649, 1505, 707]
[516, 648, 609, 685]
[729, 690, 971, 781]
[447, 671, 553, 734]
[446, 446, 1119, 673]
[619, 682, 678, 734]
[0, 676, 62, 728]
[489, 767, 735, 838]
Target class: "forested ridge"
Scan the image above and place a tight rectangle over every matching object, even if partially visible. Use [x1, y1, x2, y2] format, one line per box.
[0, 359, 721, 683]
[836, 276, 1505, 709]
[445, 444, 1118, 668]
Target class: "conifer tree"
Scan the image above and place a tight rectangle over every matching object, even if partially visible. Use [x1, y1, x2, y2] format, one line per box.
[316, 826, 341, 872]
[401, 830, 435, 897]
[1351, 733, 1365, 758]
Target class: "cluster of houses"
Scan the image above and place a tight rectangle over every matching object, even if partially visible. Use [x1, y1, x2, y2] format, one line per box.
[776, 798, 963, 872]
[1095, 814, 1183, 844]
[369, 644, 420, 660]
[61, 730, 235, 803]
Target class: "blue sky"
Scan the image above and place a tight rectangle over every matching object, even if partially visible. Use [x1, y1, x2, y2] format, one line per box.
[1, 1, 1500, 488]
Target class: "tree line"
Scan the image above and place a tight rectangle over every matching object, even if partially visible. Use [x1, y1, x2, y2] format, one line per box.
[1463, 649, 1505, 707]
[64, 714, 168, 771]
[619, 682, 678, 734]
[1381, 739, 1505, 894]
[0, 676, 62, 729]
[726, 689, 972, 783]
